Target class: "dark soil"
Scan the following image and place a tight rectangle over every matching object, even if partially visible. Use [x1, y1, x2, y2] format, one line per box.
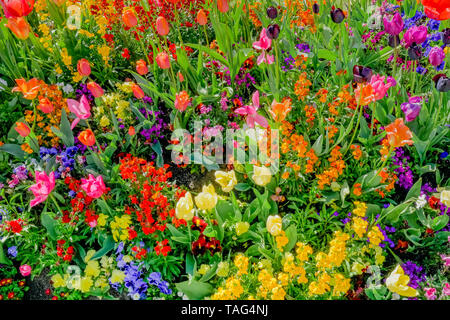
[24, 268, 51, 300]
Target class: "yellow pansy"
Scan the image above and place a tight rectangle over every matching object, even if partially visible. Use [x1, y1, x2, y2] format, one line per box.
[85, 260, 100, 278]
[80, 277, 93, 293]
[51, 273, 68, 288]
[110, 270, 125, 284]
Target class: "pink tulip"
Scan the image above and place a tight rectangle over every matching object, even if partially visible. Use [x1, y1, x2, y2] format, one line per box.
[19, 264, 32, 276]
[81, 174, 106, 199]
[369, 74, 395, 101]
[383, 12, 404, 36]
[253, 28, 274, 65]
[67, 94, 91, 129]
[403, 25, 427, 48]
[234, 91, 268, 128]
[29, 171, 55, 207]
[428, 46, 445, 66]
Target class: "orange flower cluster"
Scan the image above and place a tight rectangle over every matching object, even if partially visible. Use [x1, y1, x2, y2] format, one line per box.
[350, 145, 362, 160]
[305, 148, 319, 174]
[316, 88, 328, 103]
[304, 105, 317, 126]
[243, 1, 262, 27]
[294, 72, 312, 101]
[326, 125, 338, 143]
[353, 183, 362, 196]
[285, 0, 316, 31]
[336, 84, 357, 110]
[379, 169, 397, 193]
[316, 146, 346, 190]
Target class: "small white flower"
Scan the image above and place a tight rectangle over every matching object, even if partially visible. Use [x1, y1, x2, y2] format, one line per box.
[62, 84, 74, 94]
[132, 293, 140, 300]
[415, 194, 427, 209]
[0, 78, 7, 91]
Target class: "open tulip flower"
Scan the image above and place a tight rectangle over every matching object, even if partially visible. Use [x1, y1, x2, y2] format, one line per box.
[0, 0, 35, 18]
[235, 91, 269, 128]
[67, 94, 91, 129]
[422, 0, 450, 20]
[29, 171, 55, 207]
[12, 78, 40, 99]
[252, 28, 275, 65]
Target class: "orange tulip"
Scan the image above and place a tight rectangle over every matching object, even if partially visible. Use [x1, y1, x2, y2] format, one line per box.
[156, 16, 169, 36]
[269, 99, 292, 122]
[354, 83, 375, 106]
[77, 59, 91, 77]
[196, 9, 208, 25]
[422, 0, 450, 21]
[5, 16, 30, 40]
[12, 78, 40, 100]
[132, 83, 145, 99]
[128, 126, 135, 136]
[217, 0, 229, 13]
[177, 71, 184, 82]
[136, 59, 148, 75]
[87, 81, 104, 98]
[1, 0, 35, 18]
[156, 52, 170, 69]
[385, 118, 414, 148]
[78, 129, 96, 147]
[38, 96, 54, 113]
[122, 7, 137, 28]
[15, 122, 30, 137]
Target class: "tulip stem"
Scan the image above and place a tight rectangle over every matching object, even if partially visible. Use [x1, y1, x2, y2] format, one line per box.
[371, 102, 375, 136]
[50, 193, 63, 216]
[367, 145, 393, 188]
[203, 25, 209, 48]
[410, 60, 416, 95]
[273, 39, 281, 100]
[343, 97, 363, 157]
[86, 120, 103, 153]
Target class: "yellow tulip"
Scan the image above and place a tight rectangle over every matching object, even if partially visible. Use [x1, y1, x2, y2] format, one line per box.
[175, 192, 195, 221]
[266, 215, 282, 236]
[215, 170, 237, 192]
[195, 184, 218, 211]
[252, 165, 272, 186]
[440, 190, 450, 207]
[235, 221, 250, 236]
[385, 265, 418, 297]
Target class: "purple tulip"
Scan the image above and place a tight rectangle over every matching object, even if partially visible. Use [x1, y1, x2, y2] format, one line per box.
[443, 28, 450, 46]
[433, 74, 450, 92]
[401, 96, 422, 122]
[403, 25, 428, 48]
[428, 47, 445, 66]
[383, 12, 404, 36]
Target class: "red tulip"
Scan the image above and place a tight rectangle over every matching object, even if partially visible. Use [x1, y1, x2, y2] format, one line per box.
[78, 129, 96, 147]
[122, 7, 137, 28]
[422, 0, 450, 21]
[156, 16, 169, 36]
[38, 96, 54, 113]
[132, 83, 145, 99]
[156, 52, 170, 69]
[0, 0, 35, 18]
[15, 122, 30, 137]
[77, 59, 91, 77]
[136, 59, 148, 75]
[87, 81, 104, 98]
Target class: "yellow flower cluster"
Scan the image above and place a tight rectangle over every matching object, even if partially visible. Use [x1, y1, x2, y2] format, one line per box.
[210, 276, 244, 300]
[257, 269, 286, 300]
[367, 225, 384, 246]
[111, 215, 131, 242]
[308, 272, 331, 296]
[315, 231, 349, 270]
[234, 254, 248, 276]
[275, 230, 289, 251]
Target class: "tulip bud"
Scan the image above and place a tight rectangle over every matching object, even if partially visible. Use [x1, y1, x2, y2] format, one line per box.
[407, 43, 422, 60]
[313, 2, 319, 14]
[38, 97, 54, 113]
[177, 71, 184, 82]
[196, 9, 208, 25]
[122, 8, 137, 28]
[433, 74, 450, 92]
[128, 126, 135, 136]
[156, 52, 170, 69]
[353, 65, 373, 83]
[156, 16, 169, 36]
[429, 47, 445, 67]
[217, 0, 229, 13]
[5, 17, 30, 40]
[87, 81, 104, 98]
[135, 59, 148, 75]
[267, 24, 280, 40]
[77, 59, 91, 77]
[266, 6, 278, 19]
[15, 122, 31, 137]
[132, 83, 145, 99]
[330, 7, 345, 23]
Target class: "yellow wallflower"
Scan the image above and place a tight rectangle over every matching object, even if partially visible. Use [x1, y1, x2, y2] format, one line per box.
[98, 214, 108, 227]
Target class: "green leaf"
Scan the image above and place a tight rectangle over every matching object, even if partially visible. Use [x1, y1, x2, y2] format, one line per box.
[382, 201, 411, 224]
[175, 280, 213, 300]
[185, 253, 196, 276]
[0, 143, 27, 159]
[151, 141, 164, 168]
[284, 224, 297, 252]
[234, 183, 251, 192]
[41, 213, 58, 240]
[91, 236, 115, 260]
[405, 178, 422, 201]
[317, 49, 337, 61]
[431, 215, 449, 231]
[0, 242, 12, 265]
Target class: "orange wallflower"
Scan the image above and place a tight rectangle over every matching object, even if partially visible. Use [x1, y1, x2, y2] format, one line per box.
[78, 129, 96, 146]
[353, 183, 362, 196]
[304, 105, 316, 126]
[12, 78, 40, 100]
[385, 118, 414, 148]
[270, 98, 292, 122]
[294, 72, 312, 101]
[350, 145, 362, 160]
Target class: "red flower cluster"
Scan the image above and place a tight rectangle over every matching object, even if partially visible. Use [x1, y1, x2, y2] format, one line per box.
[56, 239, 74, 262]
[4, 219, 24, 234]
[155, 239, 171, 256]
[132, 245, 148, 259]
